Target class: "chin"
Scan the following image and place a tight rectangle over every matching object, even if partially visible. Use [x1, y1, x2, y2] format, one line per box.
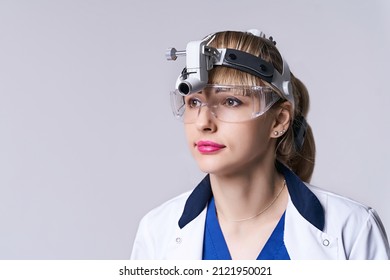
[194, 158, 225, 174]
[191, 149, 236, 175]
[195, 158, 236, 176]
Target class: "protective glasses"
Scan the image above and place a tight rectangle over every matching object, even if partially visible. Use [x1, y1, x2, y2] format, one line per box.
[170, 84, 281, 123]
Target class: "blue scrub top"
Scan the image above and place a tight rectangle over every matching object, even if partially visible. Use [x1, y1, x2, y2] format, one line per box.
[202, 197, 290, 260]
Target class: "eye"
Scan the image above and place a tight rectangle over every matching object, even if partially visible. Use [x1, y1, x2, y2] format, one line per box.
[186, 97, 202, 109]
[222, 97, 242, 107]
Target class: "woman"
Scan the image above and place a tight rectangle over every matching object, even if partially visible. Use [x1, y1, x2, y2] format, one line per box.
[131, 30, 390, 259]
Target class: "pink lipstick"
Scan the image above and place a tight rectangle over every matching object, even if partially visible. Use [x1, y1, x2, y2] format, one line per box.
[196, 141, 226, 154]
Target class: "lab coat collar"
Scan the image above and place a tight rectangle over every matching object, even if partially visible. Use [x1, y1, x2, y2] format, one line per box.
[178, 174, 212, 229]
[276, 162, 324, 231]
[178, 162, 325, 231]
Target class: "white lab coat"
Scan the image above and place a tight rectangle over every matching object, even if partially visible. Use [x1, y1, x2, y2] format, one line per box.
[131, 166, 390, 260]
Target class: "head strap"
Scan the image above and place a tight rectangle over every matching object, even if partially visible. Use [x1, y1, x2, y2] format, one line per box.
[292, 115, 308, 151]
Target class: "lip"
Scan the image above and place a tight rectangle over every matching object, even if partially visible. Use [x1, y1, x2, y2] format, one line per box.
[196, 140, 226, 154]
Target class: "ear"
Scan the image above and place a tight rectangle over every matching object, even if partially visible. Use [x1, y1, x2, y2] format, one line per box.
[270, 101, 292, 138]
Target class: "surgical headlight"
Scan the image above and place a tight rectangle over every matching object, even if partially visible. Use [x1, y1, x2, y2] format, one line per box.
[166, 30, 295, 109]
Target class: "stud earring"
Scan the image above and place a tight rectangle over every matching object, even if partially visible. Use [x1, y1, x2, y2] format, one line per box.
[274, 131, 279, 136]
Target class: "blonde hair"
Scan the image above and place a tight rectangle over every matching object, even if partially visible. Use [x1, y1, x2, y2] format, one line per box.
[207, 31, 315, 182]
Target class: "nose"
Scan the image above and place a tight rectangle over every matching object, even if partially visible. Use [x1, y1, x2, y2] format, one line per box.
[195, 105, 217, 132]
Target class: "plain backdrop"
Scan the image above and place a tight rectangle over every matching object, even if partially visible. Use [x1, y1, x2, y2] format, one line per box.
[0, 0, 389, 259]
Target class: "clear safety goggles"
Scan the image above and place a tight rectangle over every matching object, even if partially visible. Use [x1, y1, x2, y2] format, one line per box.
[170, 84, 281, 123]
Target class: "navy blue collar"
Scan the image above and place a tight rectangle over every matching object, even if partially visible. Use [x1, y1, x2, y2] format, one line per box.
[178, 162, 324, 231]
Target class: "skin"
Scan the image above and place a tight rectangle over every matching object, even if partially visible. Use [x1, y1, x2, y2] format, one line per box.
[184, 98, 292, 259]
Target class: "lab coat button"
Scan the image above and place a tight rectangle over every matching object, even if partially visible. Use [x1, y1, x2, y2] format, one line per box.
[322, 239, 330, 246]
[176, 237, 182, 244]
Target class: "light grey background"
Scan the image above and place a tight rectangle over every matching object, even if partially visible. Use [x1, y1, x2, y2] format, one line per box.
[0, 0, 389, 259]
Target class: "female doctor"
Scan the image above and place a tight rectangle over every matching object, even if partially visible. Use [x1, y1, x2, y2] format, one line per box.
[131, 30, 390, 260]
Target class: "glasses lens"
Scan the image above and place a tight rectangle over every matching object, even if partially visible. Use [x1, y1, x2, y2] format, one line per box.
[170, 90, 186, 120]
[170, 85, 280, 123]
[208, 86, 256, 122]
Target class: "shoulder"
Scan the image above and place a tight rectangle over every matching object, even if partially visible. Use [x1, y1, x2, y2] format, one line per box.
[306, 183, 375, 218]
[305, 183, 389, 258]
[138, 190, 192, 230]
[305, 183, 378, 227]
[131, 190, 193, 259]
[308, 183, 367, 207]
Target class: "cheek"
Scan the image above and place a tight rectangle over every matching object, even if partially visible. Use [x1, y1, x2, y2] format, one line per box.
[231, 127, 269, 152]
[228, 120, 271, 144]
[184, 125, 196, 147]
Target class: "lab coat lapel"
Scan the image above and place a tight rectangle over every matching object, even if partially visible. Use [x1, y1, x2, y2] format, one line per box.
[166, 208, 207, 259]
[285, 196, 339, 259]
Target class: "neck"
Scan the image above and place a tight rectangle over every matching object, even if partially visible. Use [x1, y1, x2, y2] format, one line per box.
[210, 161, 286, 222]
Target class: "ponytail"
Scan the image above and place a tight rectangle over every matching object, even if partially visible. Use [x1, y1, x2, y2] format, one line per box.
[276, 74, 315, 182]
